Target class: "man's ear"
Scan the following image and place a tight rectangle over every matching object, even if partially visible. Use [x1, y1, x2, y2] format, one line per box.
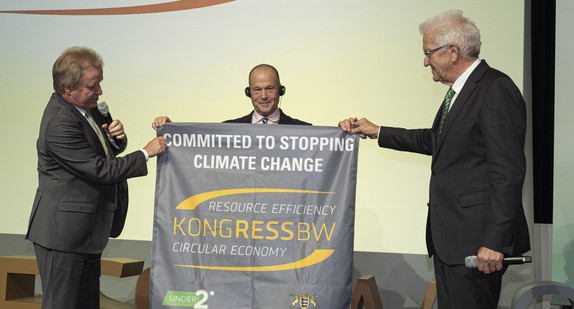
[449, 43, 461, 62]
[62, 86, 71, 95]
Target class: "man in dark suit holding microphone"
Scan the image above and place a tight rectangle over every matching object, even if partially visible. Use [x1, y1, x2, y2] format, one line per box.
[27, 46, 166, 309]
[339, 10, 530, 308]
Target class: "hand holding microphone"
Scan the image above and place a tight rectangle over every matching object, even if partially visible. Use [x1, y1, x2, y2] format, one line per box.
[464, 247, 532, 274]
[97, 101, 126, 149]
[465, 255, 532, 268]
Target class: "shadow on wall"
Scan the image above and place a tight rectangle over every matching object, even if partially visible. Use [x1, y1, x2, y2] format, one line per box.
[352, 204, 436, 308]
[352, 251, 435, 309]
[1, 233, 536, 309]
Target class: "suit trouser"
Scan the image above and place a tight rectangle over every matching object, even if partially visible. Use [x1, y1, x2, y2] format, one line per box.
[34, 243, 101, 309]
[433, 254, 507, 309]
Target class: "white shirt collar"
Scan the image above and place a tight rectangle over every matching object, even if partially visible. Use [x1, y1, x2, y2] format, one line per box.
[252, 108, 280, 124]
[75, 106, 88, 117]
[452, 59, 481, 96]
[449, 59, 481, 109]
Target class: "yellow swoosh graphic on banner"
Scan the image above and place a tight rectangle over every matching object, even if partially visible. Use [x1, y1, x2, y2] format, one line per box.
[175, 249, 334, 271]
[176, 188, 334, 210]
[0, 0, 234, 15]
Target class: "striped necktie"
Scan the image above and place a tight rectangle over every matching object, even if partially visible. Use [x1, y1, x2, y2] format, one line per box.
[438, 87, 455, 139]
[262, 117, 268, 124]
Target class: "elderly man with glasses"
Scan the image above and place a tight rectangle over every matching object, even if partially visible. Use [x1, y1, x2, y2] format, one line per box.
[339, 9, 530, 309]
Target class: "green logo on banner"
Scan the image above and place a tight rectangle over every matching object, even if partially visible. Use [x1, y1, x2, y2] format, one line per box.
[162, 290, 213, 308]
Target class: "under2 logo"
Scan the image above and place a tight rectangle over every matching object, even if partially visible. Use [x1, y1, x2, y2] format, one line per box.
[162, 290, 214, 308]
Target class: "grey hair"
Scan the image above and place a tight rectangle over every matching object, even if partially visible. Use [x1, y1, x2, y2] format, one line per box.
[52, 46, 104, 94]
[419, 9, 481, 60]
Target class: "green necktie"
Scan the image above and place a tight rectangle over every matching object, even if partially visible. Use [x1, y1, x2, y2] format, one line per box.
[86, 111, 111, 158]
[438, 87, 455, 138]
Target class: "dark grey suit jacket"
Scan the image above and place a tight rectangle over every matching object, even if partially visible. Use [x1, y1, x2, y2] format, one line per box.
[27, 93, 148, 254]
[223, 108, 311, 125]
[378, 61, 530, 265]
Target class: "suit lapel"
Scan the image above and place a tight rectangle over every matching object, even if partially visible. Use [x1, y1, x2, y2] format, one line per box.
[54, 94, 111, 157]
[432, 61, 490, 162]
[89, 108, 116, 157]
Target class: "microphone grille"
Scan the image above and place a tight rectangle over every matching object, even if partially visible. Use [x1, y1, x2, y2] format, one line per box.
[97, 101, 109, 115]
[464, 256, 477, 268]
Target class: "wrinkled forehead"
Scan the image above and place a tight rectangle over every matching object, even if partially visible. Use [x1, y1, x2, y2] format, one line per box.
[422, 30, 438, 49]
[81, 66, 103, 83]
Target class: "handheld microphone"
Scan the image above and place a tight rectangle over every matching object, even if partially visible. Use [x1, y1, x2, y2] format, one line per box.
[97, 101, 126, 148]
[465, 255, 532, 268]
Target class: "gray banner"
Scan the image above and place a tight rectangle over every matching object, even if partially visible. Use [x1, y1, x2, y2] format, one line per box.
[151, 123, 359, 308]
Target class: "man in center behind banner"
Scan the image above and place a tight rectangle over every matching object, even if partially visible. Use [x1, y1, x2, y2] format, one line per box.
[151, 64, 310, 129]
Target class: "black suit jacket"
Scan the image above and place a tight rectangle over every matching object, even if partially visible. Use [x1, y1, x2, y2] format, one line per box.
[27, 93, 148, 254]
[378, 61, 530, 265]
[223, 108, 311, 125]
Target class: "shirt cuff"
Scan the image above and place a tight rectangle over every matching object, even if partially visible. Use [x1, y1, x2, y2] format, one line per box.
[140, 149, 150, 161]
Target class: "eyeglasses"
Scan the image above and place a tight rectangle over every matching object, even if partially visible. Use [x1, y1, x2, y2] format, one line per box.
[424, 44, 448, 60]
